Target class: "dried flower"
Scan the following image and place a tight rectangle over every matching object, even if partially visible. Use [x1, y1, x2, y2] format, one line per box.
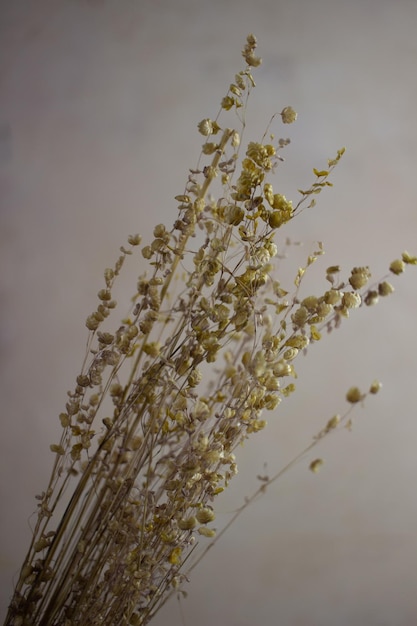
[242, 33, 262, 67]
[5, 34, 415, 626]
[349, 266, 371, 290]
[281, 106, 297, 124]
[390, 258, 405, 275]
[309, 458, 324, 473]
[402, 251, 417, 265]
[342, 291, 362, 309]
[198, 118, 214, 136]
[346, 387, 363, 403]
[369, 380, 382, 394]
[378, 281, 395, 296]
[364, 290, 379, 306]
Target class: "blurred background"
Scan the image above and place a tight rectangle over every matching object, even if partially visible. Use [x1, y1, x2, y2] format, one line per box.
[1, 1, 417, 624]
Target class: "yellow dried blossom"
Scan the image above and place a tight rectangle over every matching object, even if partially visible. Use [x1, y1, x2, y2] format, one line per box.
[127, 233, 142, 246]
[178, 517, 197, 531]
[246, 142, 275, 169]
[270, 193, 293, 212]
[328, 147, 346, 166]
[264, 393, 282, 409]
[315, 302, 333, 319]
[324, 289, 341, 305]
[153, 224, 169, 239]
[325, 414, 341, 431]
[310, 325, 321, 341]
[97, 288, 112, 301]
[301, 295, 318, 311]
[265, 240, 278, 257]
[196, 507, 215, 524]
[230, 84, 242, 98]
[291, 305, 309, 328]
[342, 291, 361, 309]
[281, 106, 297, 124]
[104, 267, 114, 286]
[390, 259, 405, 274]
[402, 251, 417, 265]
[313, 168, 329, 177]
[193, 399, 210, 421]
[242, 33, 262, 67]
[198, 527, 216, 538]
[198, 118, 214, 136]
[168, 547, 182, 565]
[268, 209, 289, 229]
[34, 537, 51, 552]
[221, 96, 235, 110]
[187, 368, 202, 387]
[235, 72, 246, 90]
[231, 131, 240, 147]
[141, 245, 153, 259]
[264, 375, 279, 391]
[97, 331, 114, 345]
[378, 281, 394, 296]
[346, 386, 363, 403]
[197, 118, 220, 137]
[283, 347, 298, 361]
[59, 413, 70, 428]
[76, 374, 90, 387]
[224, 204, 244, 225]
[364, 290, 379, 306]
[326, 265, 340, 275]
[143, 342, 161, 357]
[349, 266, 371, 290]
[369, 380, 382, 394]
[285, 335, 309, 350]
[273, 361, 293, 378]
[234, 157, 265, 198]
[247, 419, 266, 433]
[309, 458, 324, 473]
[281, 383, 295, 397]
[50, 444, 65, 455]
[175, 194, 191, 204]
[251, 350, 267, 378]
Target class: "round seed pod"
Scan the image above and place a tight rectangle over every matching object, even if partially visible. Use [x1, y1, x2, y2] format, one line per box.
[178, 517, 197, 531]
[196, 507, 215, 524]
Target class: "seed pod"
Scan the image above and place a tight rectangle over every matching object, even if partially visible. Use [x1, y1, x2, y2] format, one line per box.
[369, 380, 382, 394]
[346, 387, 363, 403]
[349, 266, 371, 290]
[97, 289, 112, 301]
[309, 458, 324, 473]
[378, 281, 394, 296]
[225, 204, 244, 225]
[178, 517, 197, 531]
[197, 119, 214, 136]
[325, 415, 340, 431]
[342, 292, 361, 309]
[50, 444, 65, 456]
[281, 106, 297, 124]
[389, 259, 405, 275]
[198, 527, 216, 537]
[364, 290, 379, 306]
[127, 234, 142, 246]
[196, 507, 215, 524]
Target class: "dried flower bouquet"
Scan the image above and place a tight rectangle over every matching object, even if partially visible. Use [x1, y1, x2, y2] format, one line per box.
[4, 35, 416, 626]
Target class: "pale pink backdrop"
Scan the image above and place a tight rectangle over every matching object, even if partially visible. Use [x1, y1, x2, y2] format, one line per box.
[1, 2, 417, 624]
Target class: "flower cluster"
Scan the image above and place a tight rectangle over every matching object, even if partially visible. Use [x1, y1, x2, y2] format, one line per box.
[5, 35, 416, 626]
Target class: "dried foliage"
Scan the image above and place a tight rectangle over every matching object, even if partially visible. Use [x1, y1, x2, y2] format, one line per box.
[4, 35, 416, 626]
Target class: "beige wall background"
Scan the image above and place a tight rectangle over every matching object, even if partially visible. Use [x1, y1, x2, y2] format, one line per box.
[1, 1, 417, 624]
